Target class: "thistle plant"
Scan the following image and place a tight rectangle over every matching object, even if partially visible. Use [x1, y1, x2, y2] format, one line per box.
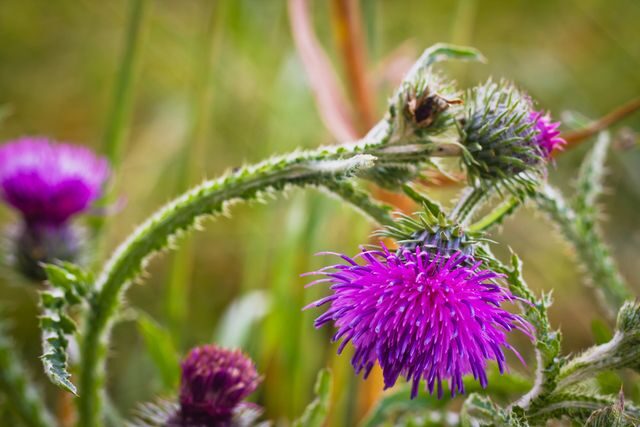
[0, 138, 110, 280]
[0, 23, 638, 427]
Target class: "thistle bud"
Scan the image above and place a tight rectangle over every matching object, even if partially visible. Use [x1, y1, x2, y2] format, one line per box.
[459, 80, 565, 186]
[131, 345, 264, 427]
[377, 207, 479, 259]
[393, 72, 461, 140]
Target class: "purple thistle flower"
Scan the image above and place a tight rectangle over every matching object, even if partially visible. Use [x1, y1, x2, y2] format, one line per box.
[305, 244, 533, 399]
[529, 111, 566, 158]
[173, 345, 261, 426]
[0, 137, 109, 227]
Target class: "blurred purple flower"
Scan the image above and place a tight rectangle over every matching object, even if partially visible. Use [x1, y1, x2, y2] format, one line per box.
[173, 345, 261, 426]
[305, 244, 533, 398]
[0, 137, 109, 227]
[530, 111, 566, 157]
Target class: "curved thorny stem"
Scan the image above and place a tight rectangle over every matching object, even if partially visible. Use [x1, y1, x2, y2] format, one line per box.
[76, 141, 458, 425]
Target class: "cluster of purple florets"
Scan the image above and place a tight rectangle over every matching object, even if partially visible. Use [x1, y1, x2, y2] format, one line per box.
[0, 137, 109, 279]
[306, 244, 534, 398]
[174, 345, 260, 425]
[0, 137, 109, 228]
[529, 111, 565, 158]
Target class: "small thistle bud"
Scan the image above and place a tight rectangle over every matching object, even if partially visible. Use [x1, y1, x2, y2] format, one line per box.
[617, 300, 640, 335]
[172, 345, 261, 426]
[0, 138, 109, 280]
[377, 206, 479, 258]
[585, 391, 638, 427]
[130, 345, 263, 427]
[459, 80, 565, 186]
[396, 73, 461, 139]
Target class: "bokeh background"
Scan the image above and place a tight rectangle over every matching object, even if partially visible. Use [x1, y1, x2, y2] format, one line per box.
[0, 0, 639, 425]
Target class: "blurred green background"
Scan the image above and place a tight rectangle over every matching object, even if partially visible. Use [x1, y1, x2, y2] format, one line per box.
[0, 0, 638, 425]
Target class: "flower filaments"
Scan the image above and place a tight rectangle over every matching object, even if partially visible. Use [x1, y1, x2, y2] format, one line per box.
[529, 111, 566, 157]
[305, 244, 533, 398]
[173, 345, 261, 426]
[0, 138, 109, 226]
[0, 137, 109, 279]
[459, 80, 564, 186]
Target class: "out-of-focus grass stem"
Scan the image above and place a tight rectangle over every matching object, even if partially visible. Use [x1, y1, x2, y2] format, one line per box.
[103, 0, 149, 168]
[92, 0, 150, 260]
[449, 0, 477, 82]
[164, 1, 222, 344]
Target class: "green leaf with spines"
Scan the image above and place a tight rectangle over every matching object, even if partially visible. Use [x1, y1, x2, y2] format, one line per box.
[556, 301, 640, 390]
[481, 252, 563, 413]
[461, 393, 529, 427]
[293, 369, 332, 427]
[573, 131, 610, 217]
[39, 262, 91, 395]
[360, 368, 531, 427]
[585, 391, 639, 427]
[526, 392, 640, 425]
[535, 183, 630, 319]
[406, 44, 486, 81]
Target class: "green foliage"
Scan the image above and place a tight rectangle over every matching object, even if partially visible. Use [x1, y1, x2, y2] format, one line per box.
[526, 392, 640, 425]
[214, 290, 271, 349]
[573, 132, 610, 217]
[39, 262, 91, 395]
[533, 132, 630, 318]
[461, 393, 529, 427]
[361, 370, 530, 427]
[489, 253, 564, 411]
[102, 0, 150, 168]
[557, 301, 640, 390]
[585, 392, 639, 427]
[136, 313, 180, 391]
[449, 186, 490, 224]
[0, 316, 55, 427]
[322, 180, 394, 226]
[360, 386, 448, 427]
[293, 369, 332, 427]
[467, 195, 522, 232]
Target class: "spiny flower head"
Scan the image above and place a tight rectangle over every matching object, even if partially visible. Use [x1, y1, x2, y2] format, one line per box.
[0, 137, 109, 227]
[305, 244, 533, 398]
[459, 80, 561, 186]
[175, 345, 261, 426]
[529, 111, 565, 157]
[376, 204, 479, 258]
[399, 72, 461, 137]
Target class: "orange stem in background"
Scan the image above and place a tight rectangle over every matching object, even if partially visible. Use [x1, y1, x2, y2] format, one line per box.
[557, 97, 640, 153]
[288, 0, 359, 141]
[331, 0, 377, 132]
